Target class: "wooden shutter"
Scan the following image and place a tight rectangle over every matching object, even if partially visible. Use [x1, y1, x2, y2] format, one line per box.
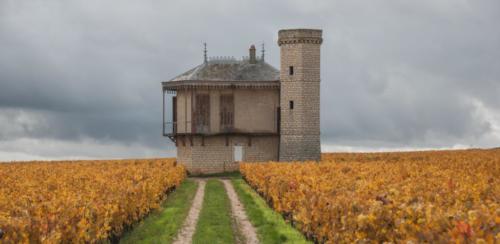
[220, 94, 234, 132]
[195, 94, 210, 133]
[277, 106, 281, 133]
[172, 96, 177, 134]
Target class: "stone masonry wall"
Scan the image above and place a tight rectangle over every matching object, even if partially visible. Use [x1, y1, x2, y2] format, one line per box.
[176, 135, 279, 174]
[278, 29, 322, 161]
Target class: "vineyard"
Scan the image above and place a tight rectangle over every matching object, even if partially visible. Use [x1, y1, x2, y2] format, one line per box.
[0, 159, 185, 243]
[241, 149, 500, 243]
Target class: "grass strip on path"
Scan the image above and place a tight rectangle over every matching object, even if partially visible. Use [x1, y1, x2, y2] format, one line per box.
[232, 178, 311, 244]
[120, 179, 198, 244]
[193, 179, 236, 244]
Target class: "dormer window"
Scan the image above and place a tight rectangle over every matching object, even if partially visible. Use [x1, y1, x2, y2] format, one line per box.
[289, 66, 294, 75]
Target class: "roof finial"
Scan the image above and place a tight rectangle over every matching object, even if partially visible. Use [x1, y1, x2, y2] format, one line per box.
[249, 44, 257, 64]
[203, 42, 207, 63]
[261, 42, 265, 61]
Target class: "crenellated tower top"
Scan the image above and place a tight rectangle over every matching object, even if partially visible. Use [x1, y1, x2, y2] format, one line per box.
[278, 29, 323, 46]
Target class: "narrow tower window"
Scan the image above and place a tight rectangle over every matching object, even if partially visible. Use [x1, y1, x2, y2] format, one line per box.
[289, 66, 294, 75]
[289, 100, 294, 110]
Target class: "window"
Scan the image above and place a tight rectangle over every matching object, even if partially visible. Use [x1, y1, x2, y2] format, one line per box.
[194, 94, 210, 133]
[289, 66, 294, 75]
[220, 94, 234, 132]
[289, 100, 294, 110]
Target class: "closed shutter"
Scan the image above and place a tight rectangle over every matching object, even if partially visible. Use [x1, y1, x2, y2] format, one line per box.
[194, 94, 210, 133]
[220, 94, 234, 132]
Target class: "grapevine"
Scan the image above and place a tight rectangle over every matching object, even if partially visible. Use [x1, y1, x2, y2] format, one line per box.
[0, 159, 185, 243]
[241, 149, 500, 243]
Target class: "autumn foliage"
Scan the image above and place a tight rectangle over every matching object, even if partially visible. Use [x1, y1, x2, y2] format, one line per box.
[241, 149, 500, 243]
[0, 159, 185, 243]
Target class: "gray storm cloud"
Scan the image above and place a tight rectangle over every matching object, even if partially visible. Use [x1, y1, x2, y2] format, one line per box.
[0, 0, 499, 160]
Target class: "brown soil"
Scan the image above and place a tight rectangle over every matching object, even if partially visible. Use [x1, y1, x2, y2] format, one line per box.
[172, 179, 206, 244]
[221, 179, 259, 244]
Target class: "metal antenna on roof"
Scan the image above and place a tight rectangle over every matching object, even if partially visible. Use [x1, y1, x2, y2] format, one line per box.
[261, 42, 265, 61]
[203, 42, 207, 63]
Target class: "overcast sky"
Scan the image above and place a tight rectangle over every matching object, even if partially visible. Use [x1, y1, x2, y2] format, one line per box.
[1, 0, 499, 160]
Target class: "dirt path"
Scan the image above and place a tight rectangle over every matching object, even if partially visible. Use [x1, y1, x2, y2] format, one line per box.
[221, 179, 259, 244]
[172, 179, 206, 244]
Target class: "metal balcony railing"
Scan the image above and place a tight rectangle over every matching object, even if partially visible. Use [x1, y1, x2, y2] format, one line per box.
[163, 121, 196, 137]
[163, 117, 280, 143]
[163, 122, 177, 137]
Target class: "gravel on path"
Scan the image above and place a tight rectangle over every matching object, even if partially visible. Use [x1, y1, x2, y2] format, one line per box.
[221, 179, 259, 244]
[172, 179, 206, 244]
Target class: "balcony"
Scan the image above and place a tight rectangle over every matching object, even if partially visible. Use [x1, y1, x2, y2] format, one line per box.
[163, 121, 177, 136]
[163, 120, 279, 143]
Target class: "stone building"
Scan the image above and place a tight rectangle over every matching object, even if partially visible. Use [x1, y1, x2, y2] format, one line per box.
[162, 28, 322, 174]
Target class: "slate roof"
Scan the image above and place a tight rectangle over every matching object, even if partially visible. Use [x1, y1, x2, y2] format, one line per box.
[168, 58, 280, 82]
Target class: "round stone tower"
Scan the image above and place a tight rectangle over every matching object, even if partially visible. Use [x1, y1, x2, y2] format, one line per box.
[278, 28, 323, 161]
